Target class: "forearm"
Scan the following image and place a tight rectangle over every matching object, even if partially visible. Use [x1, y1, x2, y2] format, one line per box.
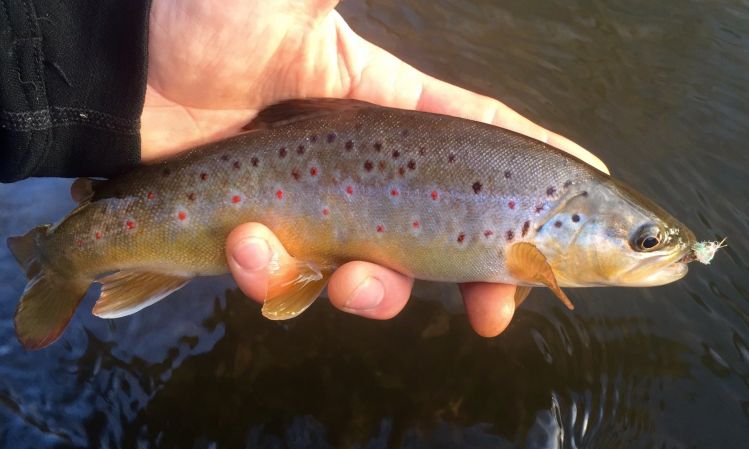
[0, 0, 150, 182]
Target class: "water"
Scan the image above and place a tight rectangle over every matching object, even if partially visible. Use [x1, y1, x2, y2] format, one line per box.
[1, 1, 748, 447]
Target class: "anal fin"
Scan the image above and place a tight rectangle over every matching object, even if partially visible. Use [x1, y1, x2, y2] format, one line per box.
[262, 260, 331, 320]
[507, 242, 575, 310]
[93, 271, 191, 318]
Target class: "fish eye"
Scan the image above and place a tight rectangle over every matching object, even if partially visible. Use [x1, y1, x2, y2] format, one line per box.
[631, 225, 663, 252]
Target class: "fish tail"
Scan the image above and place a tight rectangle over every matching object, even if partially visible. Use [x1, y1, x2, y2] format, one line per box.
[8, 226, 91, 350]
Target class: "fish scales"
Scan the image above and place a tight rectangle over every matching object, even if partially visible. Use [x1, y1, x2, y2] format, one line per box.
[8, 99, 697, 349]
[48, 107, 598, 283]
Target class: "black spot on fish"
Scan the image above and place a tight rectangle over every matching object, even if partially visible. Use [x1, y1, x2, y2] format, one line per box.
[504, 170, 511, 179]
[187, 192, 196, 201]
[378, 161, 387, 171]
[582, 191, 589, 197]
[506, 230, 514, 241]
[535, 204, 544, 213]
[292, 169, 301, 181]
[407, 160, 416, 170]
[345, 140, 354, 151]
[448, 154, 455, 163]
[401, 129, 409, 137]
[373, 142, 382, 152]
[522, 221, 530, 237]
[162, 168, 171, 176]
[251, 157, 259, 167]
[398, 166, 406, 176]
[547, 186, 556, 196]
[364, 160, 374, 172]
[233, 161, 241, 169]
[418, 147, 426, 156]
[310, 134, 318, 143]
[572, 214, 580, 223]
[297, 145, 305, 155]
[392, 150, 400, 159]
[554, 220, 563, 228]
[279, 147, 287, 158]
[472, 181, 482, 194]
[220, 154, 229, 162]
[564, 180, 572, 188]
[327, 133, 336, 143]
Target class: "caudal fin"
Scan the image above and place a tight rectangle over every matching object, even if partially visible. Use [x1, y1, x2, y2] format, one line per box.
[8, 227, 90, 350]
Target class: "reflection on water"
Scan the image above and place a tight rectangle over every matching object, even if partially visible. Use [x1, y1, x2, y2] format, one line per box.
[1, 1, 748, 447]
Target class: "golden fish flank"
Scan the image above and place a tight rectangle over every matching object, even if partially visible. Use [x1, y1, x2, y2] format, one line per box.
[8, 99, 702, 349]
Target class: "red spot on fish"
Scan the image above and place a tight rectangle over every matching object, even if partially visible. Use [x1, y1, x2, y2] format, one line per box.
[297, 145, 305, 155]
[276, 190, 284, 200]
[412, 220, 420, 229]
[200, 172, 208, 181]
[146, 192, 154, 200]
[448, 154, 455, 163]
[508, 200, 516, 209]
[345, 185, 354, 195]
[522, 221, 530, 237]
[572, 214, 580, 223]
[95, 231, 102, 240]
[506, 230, 514, 241]
[76, 239, 84, 248]
[292, 169, 301, 181]
[279, 147, 287, 158]
[554, 220, 563, 228]
[390, 188, 399, 197]
[345, 140, 354, 151]
[535, 204, 544, 213]
[187, 192, 196, 201]
[126, 220, 136, 230]
[376, 225, 384, 233]
[364, 160, 373, 172]
[472, 181, 482, 194]
[322, 207, 330, 216]
[231, 195, 241, 204]
[178, 211, 187, 221]
[251, 157, 259, 167]
[457, 233, 465, 243]
[392, 150, 400, 159]
[504, 171, 511, 179]
[407, 160, 416, 170]
[373, 142, 382, 152]
[233, 160, 241, 169]
[310, 166, 318, 177]
[431, 191, 439, 201]
[327, 133, 336, 143]
[547, 187, 556, 197]
[484, 230, 494, 238]
[221, 155, 229, 162]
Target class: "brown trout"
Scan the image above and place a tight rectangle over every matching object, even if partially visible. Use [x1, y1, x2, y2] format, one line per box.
[8, 99, 697, 349]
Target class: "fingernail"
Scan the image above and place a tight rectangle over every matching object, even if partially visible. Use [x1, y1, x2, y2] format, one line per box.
[344, 277, 385, 311]
[231, 238, 271, 272]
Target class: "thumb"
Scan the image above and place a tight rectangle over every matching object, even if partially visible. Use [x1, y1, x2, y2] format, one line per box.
[226, 222, 295, 302]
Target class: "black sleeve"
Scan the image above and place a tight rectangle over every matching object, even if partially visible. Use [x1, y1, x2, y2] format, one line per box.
[0, 0, 150, 182]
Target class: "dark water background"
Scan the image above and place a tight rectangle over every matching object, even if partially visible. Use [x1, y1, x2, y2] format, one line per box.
[2, 1, 748, 447]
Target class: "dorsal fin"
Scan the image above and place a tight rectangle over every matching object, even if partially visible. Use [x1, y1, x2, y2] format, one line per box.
[243, 98, 376, 131]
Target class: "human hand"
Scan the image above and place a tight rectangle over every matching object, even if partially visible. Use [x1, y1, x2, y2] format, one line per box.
[143, 0, 609, 336]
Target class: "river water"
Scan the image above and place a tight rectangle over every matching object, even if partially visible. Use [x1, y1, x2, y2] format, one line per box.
[1, 1, 748, 448]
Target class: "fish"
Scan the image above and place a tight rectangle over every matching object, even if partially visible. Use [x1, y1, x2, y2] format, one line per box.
[7, 98, 698, 350]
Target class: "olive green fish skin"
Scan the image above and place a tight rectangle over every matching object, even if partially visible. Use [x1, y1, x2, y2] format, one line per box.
[39, 104, 685, 287]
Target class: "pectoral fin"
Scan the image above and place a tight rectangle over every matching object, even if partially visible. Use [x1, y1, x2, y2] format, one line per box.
[513, 286, 533, 307]
[93, 271, 191, 318]
[506, 242, 574, 310]
[262, 260, 331, 320]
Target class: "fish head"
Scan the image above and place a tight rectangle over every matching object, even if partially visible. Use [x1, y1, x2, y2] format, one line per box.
[534, 179, 696, 287]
